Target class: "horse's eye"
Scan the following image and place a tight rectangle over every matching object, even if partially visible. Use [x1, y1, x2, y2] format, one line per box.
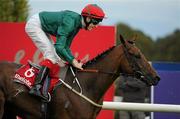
[134, 54, 141, 58]
[129, 52, 141, 59]
[127, 40, 135, 44]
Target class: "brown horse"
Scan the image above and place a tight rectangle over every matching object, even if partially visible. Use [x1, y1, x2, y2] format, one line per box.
[0, 35, 160, 119]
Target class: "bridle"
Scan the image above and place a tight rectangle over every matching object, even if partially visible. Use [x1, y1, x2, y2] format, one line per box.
[122, 41, 146, 81]
[118, 38, 159, 86]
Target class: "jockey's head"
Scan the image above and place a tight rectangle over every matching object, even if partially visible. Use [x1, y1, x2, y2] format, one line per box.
[81, 4, 105, 30]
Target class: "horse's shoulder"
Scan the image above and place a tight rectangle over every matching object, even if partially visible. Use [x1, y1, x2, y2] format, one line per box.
[0, 61, 21, 76]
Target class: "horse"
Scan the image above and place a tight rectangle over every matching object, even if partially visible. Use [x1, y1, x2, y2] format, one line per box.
[0, 35, 160, 119]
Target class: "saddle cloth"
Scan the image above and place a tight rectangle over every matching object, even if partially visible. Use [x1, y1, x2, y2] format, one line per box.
[13, 61, 67, 93]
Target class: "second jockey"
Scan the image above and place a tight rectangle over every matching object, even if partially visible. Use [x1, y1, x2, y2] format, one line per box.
[25, 4, 105, 100]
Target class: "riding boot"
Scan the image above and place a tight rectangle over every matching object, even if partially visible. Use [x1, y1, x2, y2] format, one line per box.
[29, 66, 50, 101]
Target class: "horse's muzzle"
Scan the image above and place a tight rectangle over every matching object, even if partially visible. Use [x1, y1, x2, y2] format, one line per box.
[134, 71, 161, 86]
[140, 75, 161, 86]
[146, 76, 161, 86]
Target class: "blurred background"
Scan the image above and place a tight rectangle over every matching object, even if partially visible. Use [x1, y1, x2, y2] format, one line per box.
[0, 0, 180, 62]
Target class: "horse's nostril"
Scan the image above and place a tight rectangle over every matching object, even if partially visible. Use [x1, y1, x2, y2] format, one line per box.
[156, 76, 161, 81]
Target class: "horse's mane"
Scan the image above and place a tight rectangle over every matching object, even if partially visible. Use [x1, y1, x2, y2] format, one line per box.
[83, 46, 115, 67]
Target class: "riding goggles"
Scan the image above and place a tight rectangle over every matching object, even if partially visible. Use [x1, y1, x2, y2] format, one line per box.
[91, 18, 102, 25]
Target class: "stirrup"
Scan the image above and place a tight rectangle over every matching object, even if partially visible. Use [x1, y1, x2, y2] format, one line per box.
[29, 84, 41, 95]
[30, 90, 51, 102]
[39, 93, 51, 102]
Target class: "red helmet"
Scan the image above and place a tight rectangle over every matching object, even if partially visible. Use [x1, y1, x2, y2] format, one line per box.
[81, 4, 105, 19]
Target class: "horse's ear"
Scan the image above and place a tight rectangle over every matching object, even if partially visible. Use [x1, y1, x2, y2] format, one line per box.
[119, 34, 125, 45]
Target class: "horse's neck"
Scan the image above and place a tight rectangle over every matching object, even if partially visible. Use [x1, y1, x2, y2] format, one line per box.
[83, 47, 121, 101]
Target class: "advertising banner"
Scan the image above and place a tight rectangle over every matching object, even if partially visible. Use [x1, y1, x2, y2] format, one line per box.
[152, 62, 180, 119]
[0, 23, 115, 119]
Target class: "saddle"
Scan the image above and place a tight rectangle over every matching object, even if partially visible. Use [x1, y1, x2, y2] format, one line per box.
[13, 61, 68, 95]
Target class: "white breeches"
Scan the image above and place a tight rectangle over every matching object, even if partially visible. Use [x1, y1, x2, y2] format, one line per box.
[25, 14, 65, 66]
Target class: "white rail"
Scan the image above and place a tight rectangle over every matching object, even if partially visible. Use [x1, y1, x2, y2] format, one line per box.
[102, 101, 180, 113]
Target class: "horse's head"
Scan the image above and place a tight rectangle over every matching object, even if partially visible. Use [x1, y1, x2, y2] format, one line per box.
[118, 35, 160, 86]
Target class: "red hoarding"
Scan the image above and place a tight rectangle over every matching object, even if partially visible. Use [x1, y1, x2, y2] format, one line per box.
[0, 23, 115, 119]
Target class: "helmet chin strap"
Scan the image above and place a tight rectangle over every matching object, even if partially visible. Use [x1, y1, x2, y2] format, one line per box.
[83, 17, 91, 30]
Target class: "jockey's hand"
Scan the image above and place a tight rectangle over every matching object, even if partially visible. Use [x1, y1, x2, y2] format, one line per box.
[72, 59, 83, 70]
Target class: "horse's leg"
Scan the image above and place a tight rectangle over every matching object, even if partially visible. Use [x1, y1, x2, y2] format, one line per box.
[9, 94, 42, 119]
[2, 109, 16, 119]
[0, 91, 5, 119]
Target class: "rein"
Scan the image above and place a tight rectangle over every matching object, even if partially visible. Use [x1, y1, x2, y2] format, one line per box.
[78, 69, 118, 75]
[78, 69, 136, 77]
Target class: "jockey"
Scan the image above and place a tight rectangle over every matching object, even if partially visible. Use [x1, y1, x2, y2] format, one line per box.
[25, 4, 105, 100]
